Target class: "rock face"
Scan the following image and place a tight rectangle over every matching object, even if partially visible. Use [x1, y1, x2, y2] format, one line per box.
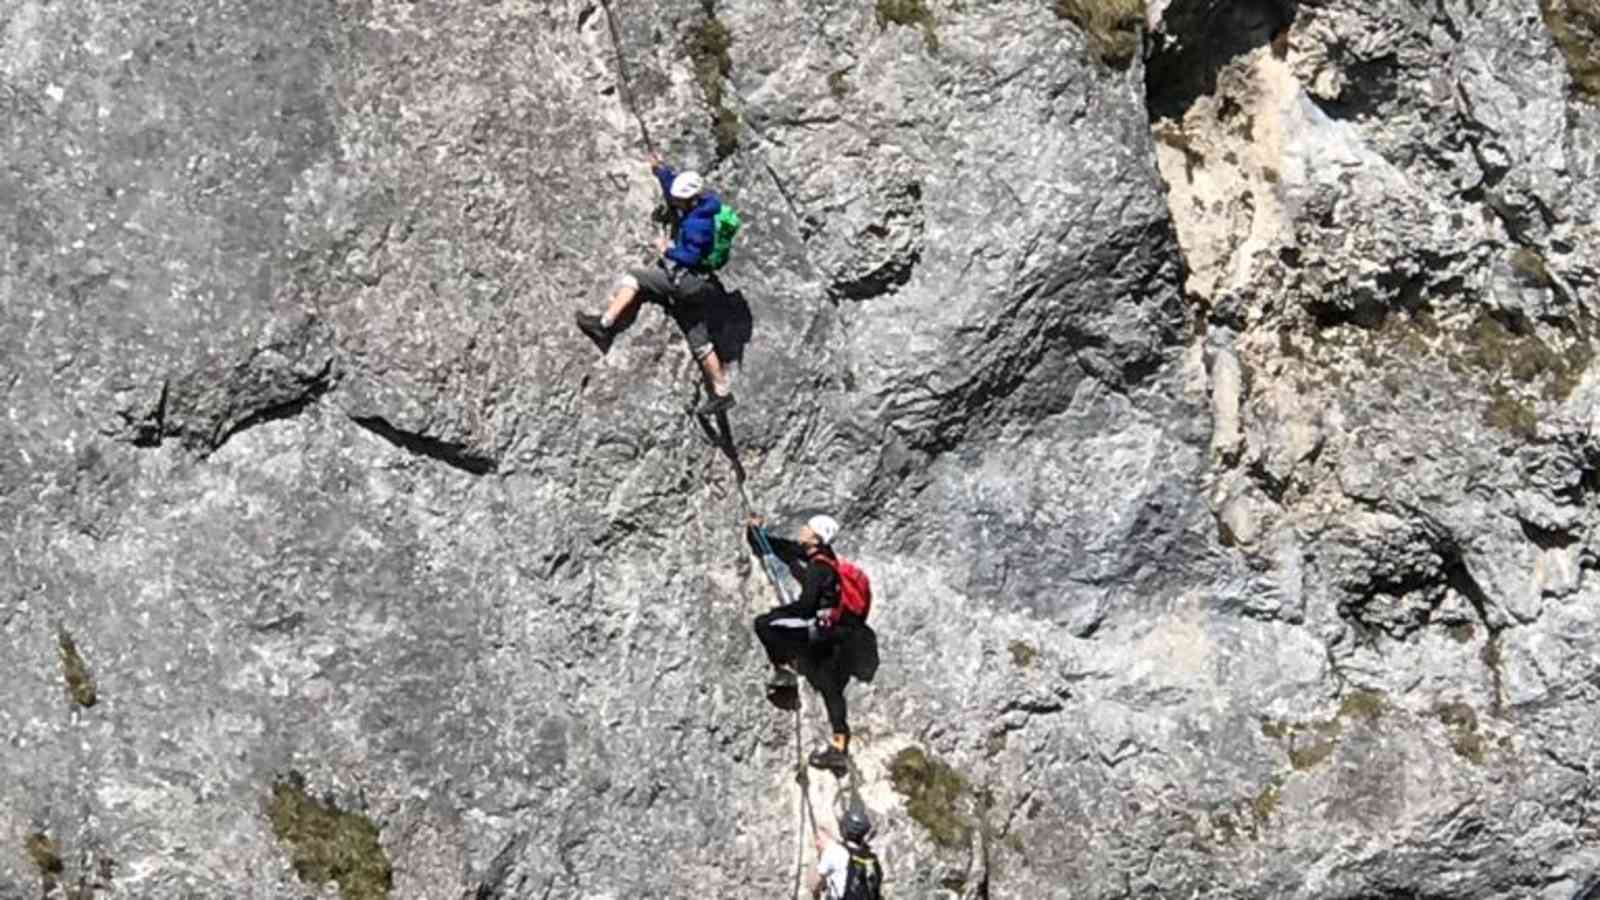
[1, 0, 1596, 898]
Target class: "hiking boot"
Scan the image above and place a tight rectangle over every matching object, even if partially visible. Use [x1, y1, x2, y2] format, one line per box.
[808, 744, 849, 772]
[575, 312, 613, 351]
[695, 391, 736, 416]
[766, 668, 797, 691]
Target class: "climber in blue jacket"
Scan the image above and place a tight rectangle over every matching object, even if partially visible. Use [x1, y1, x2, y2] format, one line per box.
[576, 152, 736, 416]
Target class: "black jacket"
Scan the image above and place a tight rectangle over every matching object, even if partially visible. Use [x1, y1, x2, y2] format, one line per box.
[747, 527, 840, 618]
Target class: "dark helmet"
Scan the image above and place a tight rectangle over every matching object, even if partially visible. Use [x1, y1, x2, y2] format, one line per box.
[840, 808, 872, 842]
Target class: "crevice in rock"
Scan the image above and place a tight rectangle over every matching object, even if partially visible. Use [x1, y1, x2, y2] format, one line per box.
[1344, 883, 1465, 890]
[1336, 583, 1440, 640]
[1145, 0, 1297, 122]
[1442, 552, 1507, 714]
[761, 160, 805, 229]
[213, 370, 337, 452]
[249, 610, 307, 635]
[826, 180, 926, 302]
[1328, 510, 1509, 647]
[828, 246, 922, 302]
[351, 416, 498, 475]
[1574, 457, 1600, 504]
[121, 317, 341, 454]
[1303, 54, 1402, 121]
[1306, 270, 1434, 332]
[473, 832, 528, 900]
[129, 380, 170, 448]
[1245, 457, 1289, 504]
[1518, 518, 1578, 550]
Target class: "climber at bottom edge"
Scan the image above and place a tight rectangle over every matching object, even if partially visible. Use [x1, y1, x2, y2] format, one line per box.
[748, 512, 872, 772]
[811, 809, 883, 900]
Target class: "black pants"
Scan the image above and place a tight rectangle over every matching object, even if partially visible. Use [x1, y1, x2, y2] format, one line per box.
[754, 604, 854, 738]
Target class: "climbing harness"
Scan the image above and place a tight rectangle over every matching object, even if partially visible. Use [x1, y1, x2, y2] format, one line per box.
[597, 0, 657, 153]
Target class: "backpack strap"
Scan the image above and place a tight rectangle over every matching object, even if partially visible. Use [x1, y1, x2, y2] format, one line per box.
[808, 553, 844, 626]
[843, 843, 879, 899]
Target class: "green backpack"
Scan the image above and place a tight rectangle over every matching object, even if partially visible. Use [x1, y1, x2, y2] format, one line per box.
[704, 204, 741, 270]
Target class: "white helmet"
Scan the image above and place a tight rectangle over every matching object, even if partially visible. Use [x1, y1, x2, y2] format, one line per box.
[806, 515, 840, 545]
[669, 171, 705, 199]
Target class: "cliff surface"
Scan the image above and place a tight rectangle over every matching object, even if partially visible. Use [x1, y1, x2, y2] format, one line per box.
[2, 1, 1597, 897]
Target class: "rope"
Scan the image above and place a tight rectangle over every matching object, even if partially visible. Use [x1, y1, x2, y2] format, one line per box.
[751, 524, 793, 606]
[746, 510, 815, 897]
[597, 0, 657, 153]
[791, 701, 807, 900]
[792, 683, 826, 900]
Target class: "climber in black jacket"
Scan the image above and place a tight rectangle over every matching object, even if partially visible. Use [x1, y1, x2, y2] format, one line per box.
[748, 513, 862, 771]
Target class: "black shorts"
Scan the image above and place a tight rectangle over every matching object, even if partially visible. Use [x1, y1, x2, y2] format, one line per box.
[630, 264, 716, 358]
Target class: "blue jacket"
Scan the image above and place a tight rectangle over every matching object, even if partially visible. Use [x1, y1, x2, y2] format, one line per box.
[655, 164, 722, 270]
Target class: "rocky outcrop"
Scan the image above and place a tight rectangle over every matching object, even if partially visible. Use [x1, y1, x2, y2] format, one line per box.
[1150, 0, 1600, 895]
[1, 0, 1596, 898]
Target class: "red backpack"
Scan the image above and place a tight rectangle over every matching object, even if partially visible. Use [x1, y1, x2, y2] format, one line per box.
[817, 555, 872, 624]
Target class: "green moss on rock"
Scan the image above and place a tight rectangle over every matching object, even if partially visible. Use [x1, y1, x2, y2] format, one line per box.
[1249, 779, 1281, 826]
[1542, 0, 1600, 100]
[1286, 733, 1338, 771]
[1007, 640, 1038, 668]
[711, 106, 739, 160]
[1054, 0, 1145, 68]
[876, 0, 939, 51]
[1314, 306, 1592, 440]
[1208, 774, 1286, 848]
[1337, 689, 1388, 725]
[58, 628, 97, 708]
[686, 13, 739, 158]
[1485, 389, 1539, 439]
[24, 831, 103, 899]
[887, 747, 973, 848]
[1262, 690, 1389, 771]
[687, 16, 731, 92]
[1509, 247, 1555, 287]
[1436, 702, 1488, 765]
[25, 832, 64, 879]
[828, 69, 850, 99]
[1462, 315, 1593, 424]
[268, 772, 392, 900]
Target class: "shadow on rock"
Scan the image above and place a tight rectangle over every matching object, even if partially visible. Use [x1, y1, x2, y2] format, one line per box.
[851, 625, 880, 684]
[766, 683, 801, 711]
[693, 407, 747, 484]
[711, 287, 753, 368]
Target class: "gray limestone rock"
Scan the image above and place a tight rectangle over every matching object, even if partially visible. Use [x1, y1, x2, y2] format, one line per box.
[2, 0, 1598, 898]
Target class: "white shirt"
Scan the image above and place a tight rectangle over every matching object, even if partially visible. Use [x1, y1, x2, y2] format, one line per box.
[817, 842, 850, 898]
